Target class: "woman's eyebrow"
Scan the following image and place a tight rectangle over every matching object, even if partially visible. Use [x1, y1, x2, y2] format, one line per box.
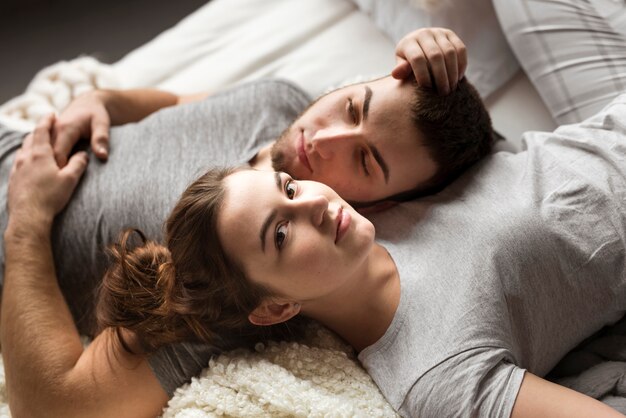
[259, 172, 283, 252]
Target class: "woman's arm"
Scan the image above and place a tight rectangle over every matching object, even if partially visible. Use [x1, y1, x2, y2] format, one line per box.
[52, 88, 210, 167]
[511, 372, 625, 418]
[1, 115, 169, 418]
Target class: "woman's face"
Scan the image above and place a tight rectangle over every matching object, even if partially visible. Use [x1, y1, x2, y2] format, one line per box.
[217, 170, 376, 303]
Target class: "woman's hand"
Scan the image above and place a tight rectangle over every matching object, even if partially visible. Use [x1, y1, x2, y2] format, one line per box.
[53, 90, 111, 167]
[8, 114, 89, 230]
[391, 27, 467, 95]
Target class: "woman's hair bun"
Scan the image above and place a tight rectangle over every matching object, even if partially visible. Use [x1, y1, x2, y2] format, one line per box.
[96, 228, 181, 353]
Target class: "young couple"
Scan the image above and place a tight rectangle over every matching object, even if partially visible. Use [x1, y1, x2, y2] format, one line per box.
[2, 5, 626, 417]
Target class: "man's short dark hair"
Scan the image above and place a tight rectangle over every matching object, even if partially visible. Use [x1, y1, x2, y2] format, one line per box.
[389, 78, 494, 201]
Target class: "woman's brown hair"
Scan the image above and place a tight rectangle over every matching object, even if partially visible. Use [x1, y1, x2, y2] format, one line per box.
[96, 167, 306, 354]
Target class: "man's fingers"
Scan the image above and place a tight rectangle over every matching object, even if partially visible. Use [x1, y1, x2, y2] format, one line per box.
[31, 114, 55, 147]
[10, 148, 23, 177]
[446, 30, 468, 79]
[417, 35, 449, 94]
[53, 123, 82, 168]
[21, 132, 34, 151]
[90, 116, 109, 161]
[435, 34, 459, 91]
[397, 41, 432, 88]
[62, 151, 89, 185]
[391, 59, 412, 80]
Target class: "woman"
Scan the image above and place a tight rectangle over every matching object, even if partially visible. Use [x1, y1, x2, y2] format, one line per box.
[103, 117, 626, 418]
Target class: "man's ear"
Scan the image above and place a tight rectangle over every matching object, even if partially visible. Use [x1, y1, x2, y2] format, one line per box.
[248, 300, 301, 326]
[356, 200, 397, 215]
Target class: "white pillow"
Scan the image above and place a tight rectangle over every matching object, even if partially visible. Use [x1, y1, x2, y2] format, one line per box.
[350, 0, 519, 98]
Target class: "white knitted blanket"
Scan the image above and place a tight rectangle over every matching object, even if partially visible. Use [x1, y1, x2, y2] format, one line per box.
[0, 56, 120, 132]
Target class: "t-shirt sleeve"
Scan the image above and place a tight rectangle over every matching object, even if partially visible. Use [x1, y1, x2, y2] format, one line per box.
[148, 341, 219, 396]
[400, 347, 526, 418]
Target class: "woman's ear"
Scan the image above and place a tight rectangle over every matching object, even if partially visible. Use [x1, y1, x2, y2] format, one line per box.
[248, 300, 301, 326]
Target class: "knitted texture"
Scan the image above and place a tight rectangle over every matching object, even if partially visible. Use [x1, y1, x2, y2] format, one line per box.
[0, 56, 120, 132]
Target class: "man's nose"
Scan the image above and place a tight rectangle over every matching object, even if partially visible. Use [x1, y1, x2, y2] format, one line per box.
[294, 194, 328, 226]
[311, 127, 357, 160]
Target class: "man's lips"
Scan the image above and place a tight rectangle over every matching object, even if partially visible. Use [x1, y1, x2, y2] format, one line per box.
[335, 206, 351, 243]
[297, 130, 313, 173]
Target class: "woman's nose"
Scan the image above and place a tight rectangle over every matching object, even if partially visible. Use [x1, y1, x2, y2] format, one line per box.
[311, 127, 356, 160]
[295, 194, 328, 226]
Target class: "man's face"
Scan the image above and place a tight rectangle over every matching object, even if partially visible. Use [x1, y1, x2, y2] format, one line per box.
[271, 76, 438, 203]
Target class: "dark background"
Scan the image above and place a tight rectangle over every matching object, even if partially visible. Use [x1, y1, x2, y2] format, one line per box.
[0, 0, 208, 103]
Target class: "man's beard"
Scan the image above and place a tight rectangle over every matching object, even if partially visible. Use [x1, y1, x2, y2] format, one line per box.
[270, 92, 325, 174]
[270, 124, 291, 173]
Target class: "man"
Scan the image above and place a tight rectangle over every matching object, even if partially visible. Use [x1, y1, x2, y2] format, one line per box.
[0, 28, 494, 418]
[53, 27, 490, 204]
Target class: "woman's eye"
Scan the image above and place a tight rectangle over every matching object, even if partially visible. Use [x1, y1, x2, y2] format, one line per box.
[285, 180, 297, 199]
[361, 149, 370, 176]
[348, 98, 357, 124]
[275, 223, 288, 250]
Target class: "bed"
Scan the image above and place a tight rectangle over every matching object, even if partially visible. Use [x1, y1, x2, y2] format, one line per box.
[0, 0, 624, 416]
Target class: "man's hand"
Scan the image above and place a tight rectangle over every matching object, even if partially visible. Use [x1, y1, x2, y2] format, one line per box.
[391, 27, 467, 95]
[8, 114, 89, 229]
[53, 90, 111, 167]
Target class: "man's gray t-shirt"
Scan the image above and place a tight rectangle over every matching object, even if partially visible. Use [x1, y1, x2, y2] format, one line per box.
[361, 94, 626, 417]
[0, 79, 310, 394]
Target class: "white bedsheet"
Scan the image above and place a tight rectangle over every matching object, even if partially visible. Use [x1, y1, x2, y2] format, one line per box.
[112, 0, 556, 144]
[0, 0, 556, 143]
[113, 0, 394, 99]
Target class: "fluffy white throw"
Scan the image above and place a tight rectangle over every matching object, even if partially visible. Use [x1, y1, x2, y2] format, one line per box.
[162, 323, 398, 417]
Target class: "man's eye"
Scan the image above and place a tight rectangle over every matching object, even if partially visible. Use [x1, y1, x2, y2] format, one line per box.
[275, 223, 288, 250]
[348, 98, 357, 124]
[360, 149, 370, 176]
[285, 180, 297, 199]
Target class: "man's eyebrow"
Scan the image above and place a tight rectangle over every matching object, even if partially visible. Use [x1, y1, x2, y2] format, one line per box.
[363, 86, 372, 121]
[369, 143, 389, 184]
[260, 172, 283, 252]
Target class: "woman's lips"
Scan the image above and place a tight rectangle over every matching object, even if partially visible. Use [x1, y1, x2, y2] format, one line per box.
[297, 131, 313, 173]
[335, 207, 351, 243]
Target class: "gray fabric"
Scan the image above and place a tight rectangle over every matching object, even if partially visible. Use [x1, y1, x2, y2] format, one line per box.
[0, 79, 311, 395]
[550, 315, 626, 414]
[0, 127, 26, 243]
[359, 94, 626, 417]
[494, 0, 626, 125]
